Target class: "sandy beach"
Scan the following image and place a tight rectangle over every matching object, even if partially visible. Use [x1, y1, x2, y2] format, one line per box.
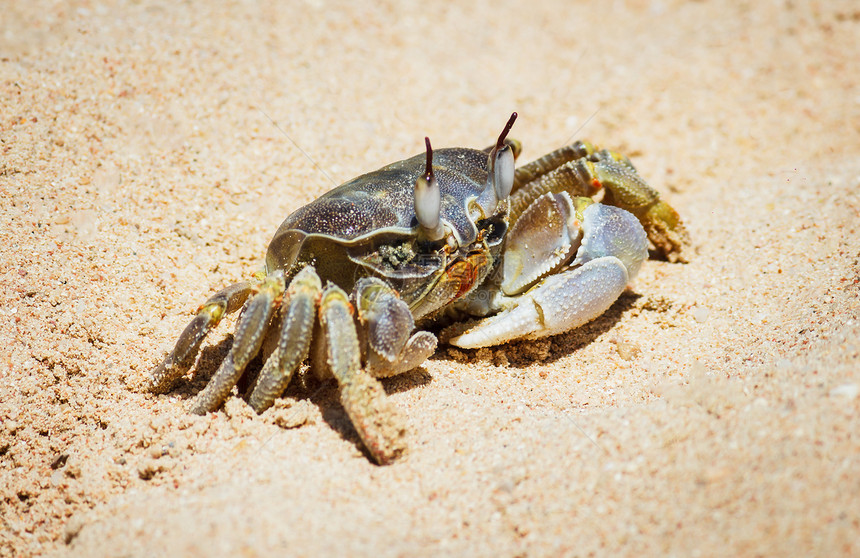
[1, 1, 858, 555]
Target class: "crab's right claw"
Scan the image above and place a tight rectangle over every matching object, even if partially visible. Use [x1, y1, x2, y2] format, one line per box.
[449, 257, 632, 349]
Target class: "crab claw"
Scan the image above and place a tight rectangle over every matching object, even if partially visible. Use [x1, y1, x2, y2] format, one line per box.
[354, 277, 438, 378]
[448, 202, 647, 348]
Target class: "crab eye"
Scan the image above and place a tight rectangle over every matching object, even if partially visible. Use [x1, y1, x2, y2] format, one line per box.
[487, 112, 517, 200]
[414, 137, 444, 241]
[492, 144, 515, 200]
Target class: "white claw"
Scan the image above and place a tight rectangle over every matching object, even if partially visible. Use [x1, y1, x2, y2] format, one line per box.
[449, 202, 648, 349]
[573, 203, 648, 281]
[449, 257, 629, 348]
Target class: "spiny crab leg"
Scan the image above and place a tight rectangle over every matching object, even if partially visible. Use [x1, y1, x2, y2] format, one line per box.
[248, 266, 321, 413]
[509, 141, 688, 263]
[508, 151, 604, 223]
[509, 140, 598, 194]
[190, 272, 286, 414]
[319, 283, 408, 465]
[148, 281, 255, 394]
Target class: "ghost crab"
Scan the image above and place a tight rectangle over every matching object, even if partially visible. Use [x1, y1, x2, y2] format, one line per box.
[147, 113, 688, 464]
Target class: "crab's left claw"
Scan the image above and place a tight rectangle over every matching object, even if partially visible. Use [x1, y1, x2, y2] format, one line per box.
[449, 201, 648, 348]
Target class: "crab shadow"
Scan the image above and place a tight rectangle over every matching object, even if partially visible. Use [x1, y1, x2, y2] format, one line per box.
[276, 368, 430, 462]
[310, 367, 431, 462]
[162, 335, 431, 460]
[429, 291, 642, 368]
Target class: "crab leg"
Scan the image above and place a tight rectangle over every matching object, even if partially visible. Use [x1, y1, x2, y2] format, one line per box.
[510, 142, 689, 263]
[248, 267, 321, 413]
[591, 159, 689, 263]
[510, 140, 596, 194]
[147, 281, 255, 394]
[449, 202, 648, 349]
[319, 283, 408, 465]
[508, 141, 615, 221]
[190, 272, 286, 414]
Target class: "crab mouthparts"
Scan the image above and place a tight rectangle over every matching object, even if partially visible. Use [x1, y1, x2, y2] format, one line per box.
[445, 250, 489, 299]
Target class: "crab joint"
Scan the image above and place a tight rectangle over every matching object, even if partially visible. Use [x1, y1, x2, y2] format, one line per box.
[414, 136, 446, 241]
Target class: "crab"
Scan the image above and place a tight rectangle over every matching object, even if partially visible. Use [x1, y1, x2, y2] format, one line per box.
[147, 113, 688, 464]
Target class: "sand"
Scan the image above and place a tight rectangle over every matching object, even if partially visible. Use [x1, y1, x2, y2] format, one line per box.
[1, 0, 858, 556]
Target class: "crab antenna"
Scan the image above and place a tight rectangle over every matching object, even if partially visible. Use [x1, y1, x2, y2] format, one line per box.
[414, 136, 444, 241]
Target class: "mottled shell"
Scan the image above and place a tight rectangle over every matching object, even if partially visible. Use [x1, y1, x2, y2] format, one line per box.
[265, 147, 494, 293]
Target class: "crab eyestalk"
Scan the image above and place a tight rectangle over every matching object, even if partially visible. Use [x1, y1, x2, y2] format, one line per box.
[414, 136, 446, 241]
[477, 112, 517, 215]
